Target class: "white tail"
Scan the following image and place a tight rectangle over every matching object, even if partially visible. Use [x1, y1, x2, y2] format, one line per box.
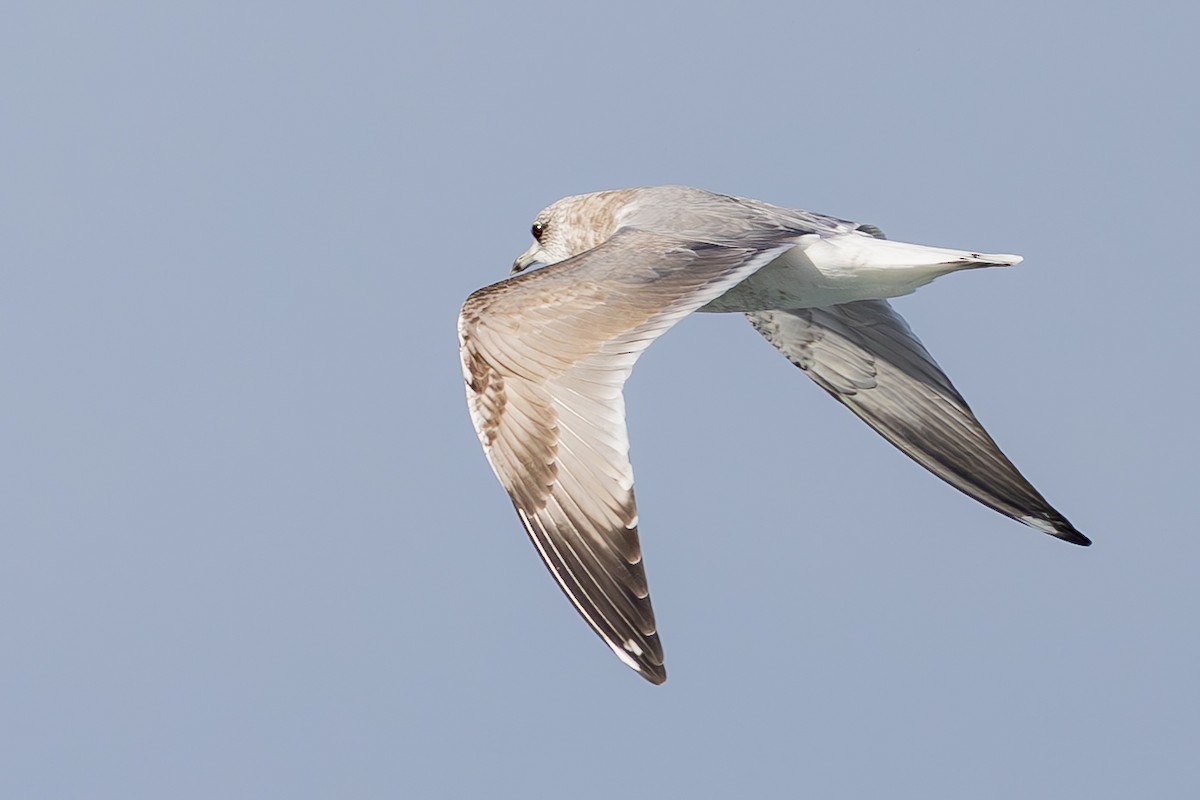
[806, 234, 1023, 272]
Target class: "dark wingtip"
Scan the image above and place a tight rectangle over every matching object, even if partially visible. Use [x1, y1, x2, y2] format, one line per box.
[1059, 529, 1092, 547]
[1041, 515, 1091, 546]
[1023, 511, 1091, 546]
[640, 663, 667, 685]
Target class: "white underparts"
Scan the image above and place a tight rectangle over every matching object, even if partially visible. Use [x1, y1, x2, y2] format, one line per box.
[700, 234, 1023, 313]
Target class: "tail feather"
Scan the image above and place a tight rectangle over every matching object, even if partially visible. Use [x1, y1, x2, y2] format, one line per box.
[808, 235, 1023, 271]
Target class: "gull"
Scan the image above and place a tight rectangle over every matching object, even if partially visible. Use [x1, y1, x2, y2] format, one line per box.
[458, 185, 1088, 684]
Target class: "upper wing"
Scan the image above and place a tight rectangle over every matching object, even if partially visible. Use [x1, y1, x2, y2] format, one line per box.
[460, 229, 795, 683]
[747, 300, 1089, 545]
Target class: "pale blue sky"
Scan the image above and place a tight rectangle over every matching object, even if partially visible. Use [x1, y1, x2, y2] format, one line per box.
[2, 1, 1198, 797]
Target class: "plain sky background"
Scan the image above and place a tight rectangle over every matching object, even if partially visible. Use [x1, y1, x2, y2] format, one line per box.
[3, 1, 1198, 797]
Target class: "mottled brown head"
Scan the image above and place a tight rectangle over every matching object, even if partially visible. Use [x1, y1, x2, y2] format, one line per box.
[511, 189, 640, 274]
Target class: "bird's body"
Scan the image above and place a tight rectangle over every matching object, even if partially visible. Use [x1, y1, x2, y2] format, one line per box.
[459, 185, 1086, 684]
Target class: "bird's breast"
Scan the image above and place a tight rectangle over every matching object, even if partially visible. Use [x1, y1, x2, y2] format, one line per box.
[699, 244, 871, 312]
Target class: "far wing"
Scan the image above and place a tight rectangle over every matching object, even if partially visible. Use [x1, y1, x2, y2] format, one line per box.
[747, 300, 1088, 545]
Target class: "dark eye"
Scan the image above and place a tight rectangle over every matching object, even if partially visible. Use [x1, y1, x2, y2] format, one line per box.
[531, 222, 545, 241]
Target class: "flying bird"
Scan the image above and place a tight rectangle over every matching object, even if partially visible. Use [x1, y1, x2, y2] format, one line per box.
[458, 185, 1087, 684]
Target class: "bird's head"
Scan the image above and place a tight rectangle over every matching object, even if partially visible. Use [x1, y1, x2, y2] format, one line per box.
[511, 190, 636, 274]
